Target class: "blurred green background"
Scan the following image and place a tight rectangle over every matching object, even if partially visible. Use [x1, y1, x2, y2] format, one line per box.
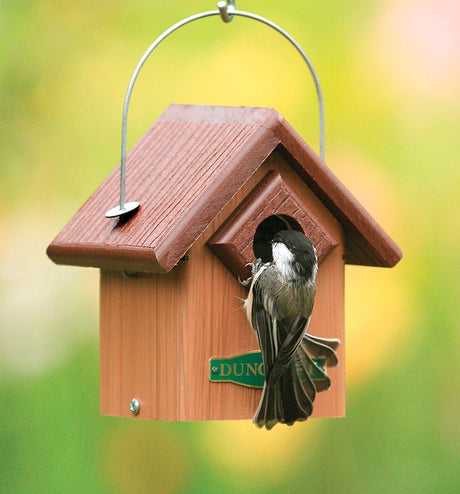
[1, 0, 458, 492]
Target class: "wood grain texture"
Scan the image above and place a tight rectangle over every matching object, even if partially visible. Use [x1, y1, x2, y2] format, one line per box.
[99, 157, 345, 421]
[308, 243, 345, 418]
[208, 167, 339, 281]
[47, 104, 401, 272]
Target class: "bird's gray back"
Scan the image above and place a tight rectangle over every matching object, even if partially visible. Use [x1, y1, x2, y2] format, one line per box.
[259, 265, 316, 322]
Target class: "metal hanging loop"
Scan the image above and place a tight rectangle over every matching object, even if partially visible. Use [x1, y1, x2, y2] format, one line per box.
[218, 0, 235, 22]
[105, 0, 325, 219]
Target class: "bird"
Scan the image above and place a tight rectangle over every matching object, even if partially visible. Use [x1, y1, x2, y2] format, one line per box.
[244, 229, 339, 430]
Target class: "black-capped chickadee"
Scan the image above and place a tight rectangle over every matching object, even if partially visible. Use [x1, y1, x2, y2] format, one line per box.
[245, 229, 339, 430]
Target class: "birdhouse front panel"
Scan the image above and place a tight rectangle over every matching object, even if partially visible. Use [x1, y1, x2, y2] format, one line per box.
[47, 104, 401, 424]
[98, 149, 346, 421]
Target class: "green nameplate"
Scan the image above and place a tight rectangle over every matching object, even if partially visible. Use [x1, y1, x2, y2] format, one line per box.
[209, 351, 326, 388]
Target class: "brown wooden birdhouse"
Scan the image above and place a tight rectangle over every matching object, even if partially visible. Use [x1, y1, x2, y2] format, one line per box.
[47, 104, 402, 422]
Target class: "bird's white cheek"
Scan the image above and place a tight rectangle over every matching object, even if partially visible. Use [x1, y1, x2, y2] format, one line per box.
[272, 243, 296, 279]
[273, 242, 294, 264]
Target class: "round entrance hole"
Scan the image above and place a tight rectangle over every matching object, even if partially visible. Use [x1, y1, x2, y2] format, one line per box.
[253, 215, 303, 262]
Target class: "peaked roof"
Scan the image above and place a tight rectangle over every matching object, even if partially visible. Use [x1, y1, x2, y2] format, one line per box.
[47, 104, 402, 272]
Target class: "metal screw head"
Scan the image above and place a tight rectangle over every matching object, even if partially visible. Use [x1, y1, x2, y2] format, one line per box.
[211, 366, 218, 374]
[105, 201, 140, 219]
[130, 399, 140, 416]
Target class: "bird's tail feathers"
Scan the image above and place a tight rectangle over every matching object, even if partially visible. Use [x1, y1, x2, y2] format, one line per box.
[253, 349, 316, 430]
[301, 333, 340, 367]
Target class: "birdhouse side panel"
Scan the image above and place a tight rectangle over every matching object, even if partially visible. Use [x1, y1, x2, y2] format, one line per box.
[99, 166, 268, 421]
[99, 267, 187, 420]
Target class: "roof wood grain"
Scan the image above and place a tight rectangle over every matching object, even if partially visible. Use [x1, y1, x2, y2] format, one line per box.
[47, 104, 402, 272]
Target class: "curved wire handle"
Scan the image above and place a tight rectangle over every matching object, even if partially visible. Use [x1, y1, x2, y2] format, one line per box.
[105, 0, 325, 218]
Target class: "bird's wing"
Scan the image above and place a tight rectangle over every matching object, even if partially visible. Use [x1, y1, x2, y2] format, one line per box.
[251, 267, 314, 386]
[251, 277, 278, 375]
[266, 315, 309, 386]
[250, 267, 321, 428]
[250, 267, 278, 375]
[266, 283, 316, 387]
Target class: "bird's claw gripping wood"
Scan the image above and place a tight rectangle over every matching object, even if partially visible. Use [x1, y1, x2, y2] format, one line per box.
[239, 259, 264, 287]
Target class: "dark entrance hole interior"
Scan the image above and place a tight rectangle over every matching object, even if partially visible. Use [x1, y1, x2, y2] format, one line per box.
[253, 215, 303, 262]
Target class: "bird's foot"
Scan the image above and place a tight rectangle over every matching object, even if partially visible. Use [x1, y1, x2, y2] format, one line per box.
[239, 259, 263, 287]
[248, 258, 263, 276]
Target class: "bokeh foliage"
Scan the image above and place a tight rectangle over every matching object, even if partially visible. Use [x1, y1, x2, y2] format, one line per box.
[1, 1, 458, 492]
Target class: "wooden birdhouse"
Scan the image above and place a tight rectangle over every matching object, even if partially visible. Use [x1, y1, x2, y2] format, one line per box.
[47, 104, 402, 422]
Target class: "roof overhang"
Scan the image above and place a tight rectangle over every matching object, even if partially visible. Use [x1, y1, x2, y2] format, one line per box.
[47, 104, 402, 272]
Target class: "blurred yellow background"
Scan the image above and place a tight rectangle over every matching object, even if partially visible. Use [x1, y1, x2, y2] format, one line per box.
[1, 1, 458, 492]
